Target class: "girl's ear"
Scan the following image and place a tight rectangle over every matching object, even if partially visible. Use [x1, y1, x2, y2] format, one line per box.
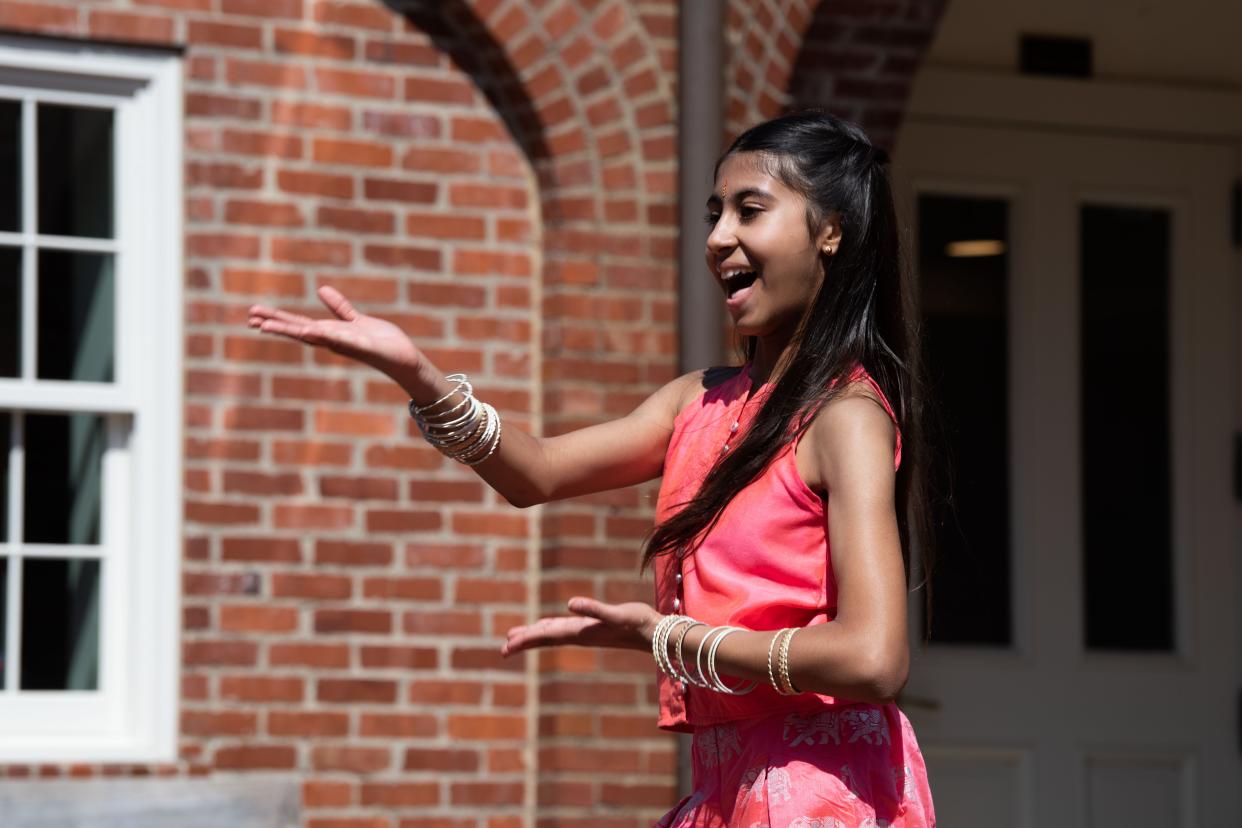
[817, 211, 843, 253]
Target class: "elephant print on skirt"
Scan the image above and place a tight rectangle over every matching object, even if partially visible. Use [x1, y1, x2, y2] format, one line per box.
[654, 704, 935, 827]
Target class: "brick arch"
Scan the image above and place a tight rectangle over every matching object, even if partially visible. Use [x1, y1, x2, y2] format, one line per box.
[0, 0, 678, 823]
[389, 1, 685, 823]
[786, 0, 948, 150]
[724, 0, 818, 141]
[725, 0, 948, 150]
[419, 0, 681, 399]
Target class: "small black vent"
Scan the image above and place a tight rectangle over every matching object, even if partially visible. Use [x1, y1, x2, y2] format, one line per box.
[1019, 34, 1092, 78]
[1232, 180, 1241, 248]
[1235, 433, 1242, 502]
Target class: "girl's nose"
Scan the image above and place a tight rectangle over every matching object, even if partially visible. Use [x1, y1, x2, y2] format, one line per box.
[705, 218, 735, 260]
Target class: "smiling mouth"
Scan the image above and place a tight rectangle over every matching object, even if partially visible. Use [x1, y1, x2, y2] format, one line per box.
[722, 270, 759, 298]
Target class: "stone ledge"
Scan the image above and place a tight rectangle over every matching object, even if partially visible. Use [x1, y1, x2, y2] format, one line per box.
[0, 776, 299, 828]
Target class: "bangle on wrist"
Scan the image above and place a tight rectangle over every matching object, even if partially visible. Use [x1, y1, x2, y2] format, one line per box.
[767, 628, 789, 695]
[411, 374, 470, 415]
[673, 621, 708, 687]
[694, 625, 728, 690]
[409, 372, 502, 465]
[705, 626, 758, 695]
[652, 615, 693, 681]
[768, 628, 802, 695]
[778, 627, 801, 694]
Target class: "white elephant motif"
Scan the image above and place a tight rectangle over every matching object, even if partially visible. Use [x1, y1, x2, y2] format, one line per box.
[694, 727, 718, 767]
[893, 763, 915, 800]
[739, 764, 765, 805]
[783, 710, 842, 747]
[858, 819, 892, 828]
[716, 722, 743, 763]
[766, 766, 794, 803]
[843, 708, 891, 746]
[694, 722, 742, 768]
[786, 817, 846, 828]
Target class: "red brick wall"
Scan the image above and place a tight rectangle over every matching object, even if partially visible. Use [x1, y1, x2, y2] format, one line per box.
[0, 1, 940, 825]
[181, 5, 545, 826]
[725, 0, 817, 142]
[726, 0, 947, 151]
[786, 0, 948, 150]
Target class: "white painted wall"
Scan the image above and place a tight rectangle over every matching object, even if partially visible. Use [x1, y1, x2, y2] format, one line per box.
[927, 0, 1242, 87]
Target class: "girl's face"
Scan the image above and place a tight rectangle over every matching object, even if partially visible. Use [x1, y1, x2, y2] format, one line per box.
[704, 152, 839, 339]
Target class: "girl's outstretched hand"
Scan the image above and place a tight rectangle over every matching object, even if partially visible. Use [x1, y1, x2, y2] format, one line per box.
[248, 285, 425, 392]
[500, 598, 663, 657]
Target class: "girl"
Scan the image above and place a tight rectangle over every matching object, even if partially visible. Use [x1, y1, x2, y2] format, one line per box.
[249, 110, 937, 827]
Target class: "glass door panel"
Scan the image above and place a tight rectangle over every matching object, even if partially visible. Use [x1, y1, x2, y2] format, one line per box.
[0, 410, 8, 542]
[1080, 204, 1174, 651]
[917, 193, 1012, 647]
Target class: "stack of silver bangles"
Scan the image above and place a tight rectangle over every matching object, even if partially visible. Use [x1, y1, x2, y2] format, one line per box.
[408, 373, 502, 466]
[653, 615, 757, 695]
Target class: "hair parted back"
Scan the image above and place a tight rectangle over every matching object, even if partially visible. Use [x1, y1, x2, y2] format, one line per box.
[640, 109, 936, 633]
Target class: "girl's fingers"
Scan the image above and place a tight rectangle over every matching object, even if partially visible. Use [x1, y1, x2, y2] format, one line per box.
[253, 318, 375, 362]
[257, 319, 340, 350]
[500, 616, 597, 655]
[248, 305, 315, 326]
[567, 597, 625, 626]
[318, 285, 359, 321]
[256, 318, 310, 339]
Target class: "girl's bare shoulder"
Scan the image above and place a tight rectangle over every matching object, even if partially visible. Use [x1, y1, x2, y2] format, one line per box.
[799, 380, 897, 491]
[670, 364, 746, 420]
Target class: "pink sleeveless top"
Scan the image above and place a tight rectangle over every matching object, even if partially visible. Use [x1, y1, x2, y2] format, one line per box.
[653, 361, 902, 732]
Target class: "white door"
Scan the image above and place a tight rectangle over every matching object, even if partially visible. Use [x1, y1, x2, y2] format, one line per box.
[891, 120, 1239, 827]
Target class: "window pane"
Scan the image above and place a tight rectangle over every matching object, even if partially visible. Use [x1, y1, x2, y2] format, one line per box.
[0, 411, 9, 542]
[24, 413, 104, 545]
[0, 100, 18, 232]
[918, 194, 1012, 646]
[20, 557, 100, 690]
[1081, 204, 1173, 651]
[0, 247, 19, 377]
[0, 557, 6, 689]
[37, 103, 113, 239]
[36, 250, 114, 383]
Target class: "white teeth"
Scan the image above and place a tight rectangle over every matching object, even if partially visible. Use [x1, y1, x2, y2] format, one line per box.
[721, 269, 756, 282]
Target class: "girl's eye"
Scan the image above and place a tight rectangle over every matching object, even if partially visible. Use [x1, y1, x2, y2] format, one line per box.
[703, 206, 759, 225]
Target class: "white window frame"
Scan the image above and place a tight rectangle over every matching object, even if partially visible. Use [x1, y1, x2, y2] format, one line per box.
[0, 36, 182, 762]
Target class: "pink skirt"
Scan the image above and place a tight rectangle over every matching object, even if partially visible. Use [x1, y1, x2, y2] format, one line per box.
[654, 703, 936, 827]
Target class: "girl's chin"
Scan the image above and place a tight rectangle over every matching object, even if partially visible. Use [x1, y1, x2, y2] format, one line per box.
[730, 318, 768, 338]
[729, 311, 799, 340]
[727, 300, 761, 326]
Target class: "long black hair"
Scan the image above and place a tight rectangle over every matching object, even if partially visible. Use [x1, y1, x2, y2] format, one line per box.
[641, 110, 935, 633]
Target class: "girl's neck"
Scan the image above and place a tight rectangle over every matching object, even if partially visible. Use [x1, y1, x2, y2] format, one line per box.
[747, 329, 796, 388]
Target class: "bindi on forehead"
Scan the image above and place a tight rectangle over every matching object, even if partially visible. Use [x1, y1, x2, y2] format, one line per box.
[706, 184, 777, 208]
[711, 154, 783, 203]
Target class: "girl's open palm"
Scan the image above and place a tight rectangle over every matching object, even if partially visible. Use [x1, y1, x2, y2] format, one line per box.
[500, 598, 662, 657]
[248, 285, 423, 387]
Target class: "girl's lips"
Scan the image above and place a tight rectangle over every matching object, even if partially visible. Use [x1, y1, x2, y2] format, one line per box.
[725, 279, 757, 312]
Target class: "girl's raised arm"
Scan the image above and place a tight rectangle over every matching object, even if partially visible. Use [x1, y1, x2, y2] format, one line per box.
[249, 285, 699, 508]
